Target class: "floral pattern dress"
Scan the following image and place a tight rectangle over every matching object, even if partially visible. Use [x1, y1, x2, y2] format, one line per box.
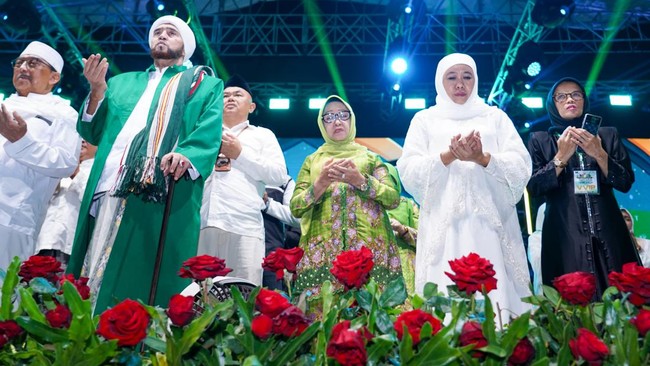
[291, 151, 403, 299]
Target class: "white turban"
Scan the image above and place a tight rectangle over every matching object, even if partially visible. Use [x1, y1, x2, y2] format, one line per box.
[20, 41, 64, 73]
[148, 15, 196, 62]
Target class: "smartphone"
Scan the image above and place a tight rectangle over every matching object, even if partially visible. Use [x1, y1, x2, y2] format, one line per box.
[581, 113, 602, 135]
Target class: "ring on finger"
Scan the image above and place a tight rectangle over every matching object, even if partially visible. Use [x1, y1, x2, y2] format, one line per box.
[342, 173, 346, 179]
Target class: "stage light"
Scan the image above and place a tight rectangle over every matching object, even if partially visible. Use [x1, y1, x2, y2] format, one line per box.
[269, 98, 290, 110]
[404, 98, 425, 109]
[609, 95, 632, 106]
[526, 61, 542, 77]
[532, 0, 575, 28]
[524, 122, 531, 129]
[521, 97, 543, 109]
[390, 57, 408, 75]
[146, 0, 187, 20]
[309, 98, 326, 110]
[392, 83, 401, 92]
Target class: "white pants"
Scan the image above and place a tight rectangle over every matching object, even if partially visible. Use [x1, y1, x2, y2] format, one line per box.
[197, 227, 264, 286]
[0, 225, 34, 271]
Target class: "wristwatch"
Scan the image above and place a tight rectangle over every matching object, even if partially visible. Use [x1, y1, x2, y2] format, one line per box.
[552, 158, 568, 168]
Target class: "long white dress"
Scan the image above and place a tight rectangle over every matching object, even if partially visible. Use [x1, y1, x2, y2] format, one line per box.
[397, 106, 533, 319]
[397, 53, 532, 323]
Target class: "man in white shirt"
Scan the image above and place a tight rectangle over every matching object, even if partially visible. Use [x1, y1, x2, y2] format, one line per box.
[262, 177, 301, 289]
[199, 75, 288, 285]
[35, 140, 97, 268]
[0, 41, 81, 270]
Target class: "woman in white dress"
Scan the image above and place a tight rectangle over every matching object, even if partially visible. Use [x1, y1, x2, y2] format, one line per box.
[396, 53, 532, 320]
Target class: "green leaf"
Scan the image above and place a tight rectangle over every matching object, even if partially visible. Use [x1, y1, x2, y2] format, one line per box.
[378, 277, 407, 309]
[407, 327, 460, 366]
[374, 309, 393, 334]
[1, 257, 20, 320]
[422, 282, 438, 299]
[321, 280, 334, 316]
[18, 287, 47, 324]
[355, 289, 373, 312]
[74, 340, 119, 366]
[231, 286, 254, 328]
[243, 356, 263, 366]
[177, 305, 223, 357]
[541, 285, 560, 305]
[367, 336, 395, 363]
[398, 325, 414, 364]
[411, 294, 424, 309]
[15, 316, 68, 343]
[478, 344, 507, 358]
[481, 294, 496, 344]
[143, 335, 166, 353]
[269, 321, 319, 366]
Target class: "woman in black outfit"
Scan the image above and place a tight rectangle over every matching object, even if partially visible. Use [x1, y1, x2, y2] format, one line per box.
[527, 77, 639, 297]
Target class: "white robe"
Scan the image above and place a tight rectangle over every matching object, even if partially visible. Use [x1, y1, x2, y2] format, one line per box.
[397, 106, 533, 320]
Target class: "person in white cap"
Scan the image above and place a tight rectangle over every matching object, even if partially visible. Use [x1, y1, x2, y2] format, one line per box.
[67, 15, 223, 313]
[0, 41, 81, 271]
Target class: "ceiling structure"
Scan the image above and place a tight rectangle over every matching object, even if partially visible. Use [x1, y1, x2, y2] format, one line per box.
[1, 0, 649, 138]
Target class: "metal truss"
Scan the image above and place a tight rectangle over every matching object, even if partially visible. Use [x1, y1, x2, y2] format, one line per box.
[0, 0, 648, 108]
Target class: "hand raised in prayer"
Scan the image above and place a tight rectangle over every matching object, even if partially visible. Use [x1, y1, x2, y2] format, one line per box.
[0, 104, 27, 142]
[312, 158, 336, 201]
[219, 132, 243, 159]
[82, 54, 109, 97]
[450, 130, 491, 167]
[328, 159, 365, 188]
[160, 152, 191, 181]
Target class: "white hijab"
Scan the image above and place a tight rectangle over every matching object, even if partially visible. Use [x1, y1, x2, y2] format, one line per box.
[430, 53, 492, 120]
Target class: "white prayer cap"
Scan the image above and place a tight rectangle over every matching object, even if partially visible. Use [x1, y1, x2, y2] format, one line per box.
[19, 41, 64, 73]
[148, 15, 196, 62]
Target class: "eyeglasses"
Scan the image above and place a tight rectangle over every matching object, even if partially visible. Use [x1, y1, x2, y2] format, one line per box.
[11, 57, 54, 71]
[322, 111, 351, 124]
[553, 91, 584, 103]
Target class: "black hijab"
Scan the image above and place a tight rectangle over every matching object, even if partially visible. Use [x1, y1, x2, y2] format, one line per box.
[546, 77, 590, 134]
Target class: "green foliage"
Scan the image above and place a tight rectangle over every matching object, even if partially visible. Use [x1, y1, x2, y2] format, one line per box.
[1, 256, 649, 366]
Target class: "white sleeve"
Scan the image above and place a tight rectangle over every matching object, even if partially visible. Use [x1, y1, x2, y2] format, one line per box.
[4, 113, 81, 178]
[265, 179, 300, 228]
[234, 128, 288, 186]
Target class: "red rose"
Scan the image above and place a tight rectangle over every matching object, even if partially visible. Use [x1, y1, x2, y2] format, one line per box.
[394, 309, 442, 346]
[445, 253, 497, 295]
[459, 321, 488, 358]
[326, 320, 368, 366]
[262, 247, 304, 280]
[256, 288, 291, 317]
[178, 255, 233, 281]
[569, 328, 609, 364]
[631, 309, 650, 336]
[97, 299, 150, 347]
[167, 294, 195, 327]
[18, 256, 63, 283]
[330, 246, 374, 290]
[507, 337, 535, 366]
[272, 305, 310, 337]
[553, 272, 596, 306]
[0, 320, 22, 348]
[46, 304, 72, 329]
[59, 274, 91, 300]
[251, 314, 273, 339]
[608, 262, 650, 306]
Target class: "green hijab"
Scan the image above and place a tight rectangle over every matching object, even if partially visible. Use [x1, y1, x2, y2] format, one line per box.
[314, 95, 367, 158]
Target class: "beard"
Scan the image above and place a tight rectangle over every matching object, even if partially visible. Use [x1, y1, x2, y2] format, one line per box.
[150, 44, 184, 61]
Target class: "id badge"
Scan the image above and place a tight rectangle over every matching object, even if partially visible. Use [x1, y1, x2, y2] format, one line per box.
[214, 153, 231, 172]
[574, 170, 599, 194]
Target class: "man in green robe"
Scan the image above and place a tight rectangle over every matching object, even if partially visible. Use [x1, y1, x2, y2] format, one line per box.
[67, 15, 223, 313]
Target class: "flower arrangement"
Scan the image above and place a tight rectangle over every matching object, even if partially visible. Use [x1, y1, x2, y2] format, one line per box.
[0, 248, 649, 365]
